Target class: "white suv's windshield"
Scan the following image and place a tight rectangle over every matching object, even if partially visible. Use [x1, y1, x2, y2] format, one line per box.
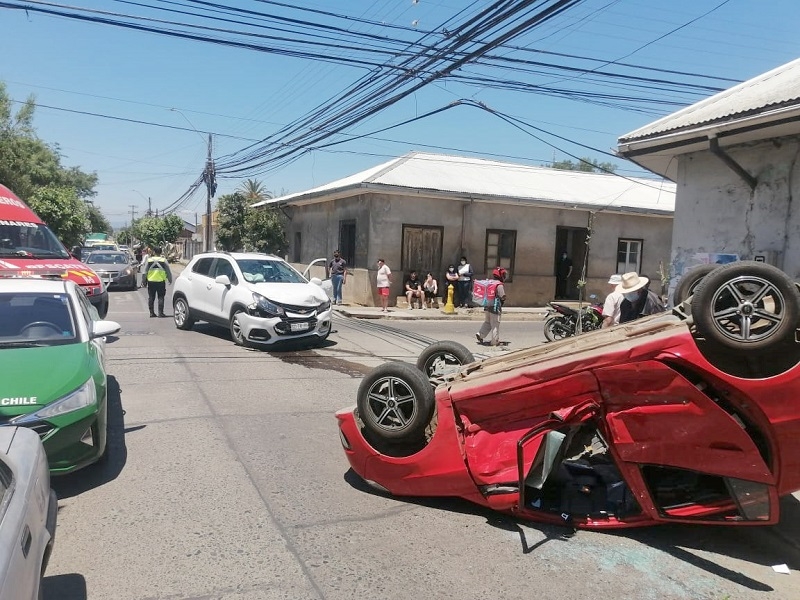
[236, 259, 307, 284]
[0, 223, 70, 259]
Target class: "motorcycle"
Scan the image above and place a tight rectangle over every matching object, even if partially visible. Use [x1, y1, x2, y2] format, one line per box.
[543, 295, 604, 342]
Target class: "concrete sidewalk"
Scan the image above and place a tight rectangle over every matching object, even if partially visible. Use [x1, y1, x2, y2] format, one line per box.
[333, 304, 548, 321]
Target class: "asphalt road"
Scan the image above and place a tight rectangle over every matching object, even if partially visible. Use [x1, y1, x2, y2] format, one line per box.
[43, 288, 800, 600]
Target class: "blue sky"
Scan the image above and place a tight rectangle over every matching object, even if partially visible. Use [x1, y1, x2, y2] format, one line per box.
[1, 0, 799, 227]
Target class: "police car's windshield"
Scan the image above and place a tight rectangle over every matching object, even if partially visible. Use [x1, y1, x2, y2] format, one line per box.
[0, 292, 77, 346]
[0, 222, 70, 259]
[236, 259, 307, 284]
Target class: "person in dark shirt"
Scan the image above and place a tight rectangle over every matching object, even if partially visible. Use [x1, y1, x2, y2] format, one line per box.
[556, 251, 573, 299]
[404, 270, 424, 309]
[328, 249, 347, 305]
[618, 273, 665, 323]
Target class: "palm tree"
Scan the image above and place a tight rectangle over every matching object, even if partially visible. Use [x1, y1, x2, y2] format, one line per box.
[237, 179, 273, 203]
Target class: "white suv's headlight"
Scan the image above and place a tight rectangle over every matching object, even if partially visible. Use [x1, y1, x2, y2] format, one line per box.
[319, 299, 331, 312]
[252, 292, 285, 317]
[14, 379, 97, 423]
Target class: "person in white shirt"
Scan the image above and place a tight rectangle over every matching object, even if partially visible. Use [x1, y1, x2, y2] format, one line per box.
[456, 256, 473, 308]
[375, 259, 393, 313]
[602, 274, 624, 328]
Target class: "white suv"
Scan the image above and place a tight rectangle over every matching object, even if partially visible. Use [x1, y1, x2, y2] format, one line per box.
[172, 252, 332, 347]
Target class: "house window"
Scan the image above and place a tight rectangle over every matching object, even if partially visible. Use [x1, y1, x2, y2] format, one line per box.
[485, 230, 516, 282]
[617, 239, 642, 274]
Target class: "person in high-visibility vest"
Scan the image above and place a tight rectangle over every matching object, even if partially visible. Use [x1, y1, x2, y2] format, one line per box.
[142, 246, 173, 317]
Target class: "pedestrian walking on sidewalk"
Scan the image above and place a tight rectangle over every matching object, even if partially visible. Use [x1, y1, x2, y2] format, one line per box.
[143, 245, 173, 317]
[476, 267, 507, 346]
[329, 249, 347, 305]
[376, 258, 393, 312]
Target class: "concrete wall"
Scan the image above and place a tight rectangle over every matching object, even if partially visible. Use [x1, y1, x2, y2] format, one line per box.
[288, 191, 673, 307]
[285, 195, 371, 267]
[672, 136, 800, 282]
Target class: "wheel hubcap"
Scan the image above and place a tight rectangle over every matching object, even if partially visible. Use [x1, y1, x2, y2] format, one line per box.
[710, 276, 786, 343]
[366, 376, 417, 432]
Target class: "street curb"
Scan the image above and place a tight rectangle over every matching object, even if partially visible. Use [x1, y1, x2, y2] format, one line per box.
[333, 306, 548, 321]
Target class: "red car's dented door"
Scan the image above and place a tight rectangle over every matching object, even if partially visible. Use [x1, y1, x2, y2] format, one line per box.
[596, 360, 780, 524]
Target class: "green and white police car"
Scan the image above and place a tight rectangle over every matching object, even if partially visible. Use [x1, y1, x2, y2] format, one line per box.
[0, 272, 120, 474]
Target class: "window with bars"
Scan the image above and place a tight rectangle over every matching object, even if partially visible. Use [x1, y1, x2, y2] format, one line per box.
[617, 239, 642, 274]
[485, 230, 516, 282]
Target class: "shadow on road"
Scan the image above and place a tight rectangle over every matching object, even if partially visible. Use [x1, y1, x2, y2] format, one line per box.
[42, 573, 87, 600]
[343, 467, 800, 592]
[51, 375, 130, 499]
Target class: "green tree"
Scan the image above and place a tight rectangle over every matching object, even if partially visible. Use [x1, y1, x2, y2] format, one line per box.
[133, 214, 184, 247]
[237, 178, 272, 204]
[27, 185, 90, 247]
[245, 206, 287, 255]
[550, 157, 617, 173]
[87, 203, 113, 235]
[116, 227, 134, 245]
[0, 81, 98, 242]
[215, 193, 248, 251]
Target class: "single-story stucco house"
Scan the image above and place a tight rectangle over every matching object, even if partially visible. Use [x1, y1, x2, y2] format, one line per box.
[618, 57, 800, 284]
[255, 152, 676, 306]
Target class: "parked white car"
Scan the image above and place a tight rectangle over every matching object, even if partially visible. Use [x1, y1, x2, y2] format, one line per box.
[0, 426, 57, 600]
[171, 252, 332, 347]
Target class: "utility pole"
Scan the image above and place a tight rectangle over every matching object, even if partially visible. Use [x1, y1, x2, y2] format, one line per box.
[202, 133, 217, 252]
[148, 197, 152, 216]
[129, 205, 137, 225]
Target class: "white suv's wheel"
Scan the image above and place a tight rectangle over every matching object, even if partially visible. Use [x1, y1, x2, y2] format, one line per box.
[230, 309, 249, 346]
[173, 296, 195, 330]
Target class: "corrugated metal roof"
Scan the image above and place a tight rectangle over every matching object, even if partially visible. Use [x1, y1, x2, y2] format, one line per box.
[620, 57, 800, 142]
[254, 152, 675, 213]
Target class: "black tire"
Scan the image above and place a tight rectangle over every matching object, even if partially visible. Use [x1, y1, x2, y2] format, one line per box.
[543, 316, 573, 342]
[173, 296, 195, 330]
[357, 362, 434, 443]
[673, 264, 719, 306]
[692, 261, 800, 352]
[230, 309, 249, 346]
[416, 341, 474, 384]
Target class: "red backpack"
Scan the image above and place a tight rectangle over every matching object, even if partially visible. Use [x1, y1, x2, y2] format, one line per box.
[472, 279, 501, 310]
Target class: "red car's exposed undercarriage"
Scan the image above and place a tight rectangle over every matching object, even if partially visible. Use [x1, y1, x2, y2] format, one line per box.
[337, 262, 800, 529]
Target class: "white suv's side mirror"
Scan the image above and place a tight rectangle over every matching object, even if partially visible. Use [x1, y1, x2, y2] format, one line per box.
[309, 277, 323, 286]
[215, 275, 232, 286]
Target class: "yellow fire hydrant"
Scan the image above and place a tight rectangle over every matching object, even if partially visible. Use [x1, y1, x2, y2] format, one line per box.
[443, 284, 456, 314]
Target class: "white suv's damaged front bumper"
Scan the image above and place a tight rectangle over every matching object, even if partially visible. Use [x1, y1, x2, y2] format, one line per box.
[238, 308, 333, 345]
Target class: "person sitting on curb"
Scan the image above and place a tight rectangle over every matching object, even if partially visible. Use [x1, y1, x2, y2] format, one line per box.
[423, 272, 438, 309]
[405, 270, 425, 309]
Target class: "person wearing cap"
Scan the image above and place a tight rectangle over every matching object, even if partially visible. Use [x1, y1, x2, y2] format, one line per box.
[142, 245, 173, 317]
[618, 272, 665, 323]
[601, 274, 624, 328]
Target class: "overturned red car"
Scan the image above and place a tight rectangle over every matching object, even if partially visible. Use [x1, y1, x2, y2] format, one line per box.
[337, 261, 800, 529]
